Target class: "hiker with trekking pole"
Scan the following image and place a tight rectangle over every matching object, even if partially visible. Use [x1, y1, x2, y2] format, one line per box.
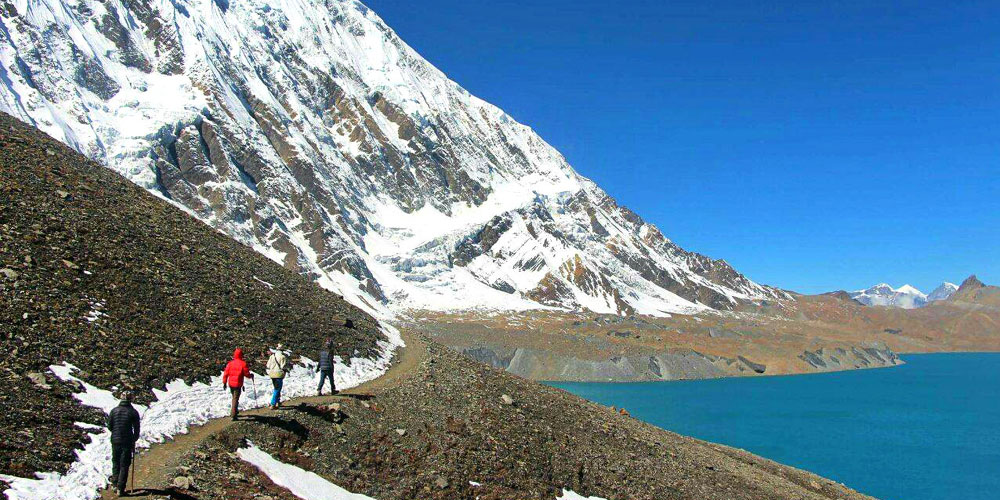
[107, 390, 141, 497]
[267, 343, 289, 409]
[222, 348, 254, 421]
[317, 338, 338, 396]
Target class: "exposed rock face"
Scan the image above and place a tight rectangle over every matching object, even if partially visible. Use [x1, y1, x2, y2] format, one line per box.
[462, 342, 902, 382]
[462, 346, 767, 381]
[927, 282, 959, 302]
[0, 0, 788, 317]
[798, 345, 901, 371]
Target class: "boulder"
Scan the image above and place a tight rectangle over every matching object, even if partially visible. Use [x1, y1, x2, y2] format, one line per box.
[27, 372, 51, 389]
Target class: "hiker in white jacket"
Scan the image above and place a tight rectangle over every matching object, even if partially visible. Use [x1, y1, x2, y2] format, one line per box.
[266, 344, 289, 409]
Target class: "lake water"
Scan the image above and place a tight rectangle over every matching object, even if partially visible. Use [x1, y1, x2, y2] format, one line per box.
[550, 353, 1000, 500]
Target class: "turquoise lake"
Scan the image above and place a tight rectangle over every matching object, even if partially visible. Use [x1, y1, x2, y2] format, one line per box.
[550, 353, 1000, 500]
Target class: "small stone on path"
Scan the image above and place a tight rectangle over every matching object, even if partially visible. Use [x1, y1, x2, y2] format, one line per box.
[172, 475, 193, 490]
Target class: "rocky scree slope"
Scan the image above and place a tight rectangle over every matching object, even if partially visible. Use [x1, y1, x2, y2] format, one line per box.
[163, 341, 874, 500]
[0, 112, 385, 478]
[0, 0, 787, 317]
[948, 275, 998, 303]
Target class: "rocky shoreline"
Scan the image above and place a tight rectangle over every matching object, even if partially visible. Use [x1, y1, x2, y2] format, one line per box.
[458, 343, 901, 382]
[407, 310, 906, 383]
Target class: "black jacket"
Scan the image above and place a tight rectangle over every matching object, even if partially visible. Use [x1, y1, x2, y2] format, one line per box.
[107, 401, 141, 444]
[318, 350, 334, 372]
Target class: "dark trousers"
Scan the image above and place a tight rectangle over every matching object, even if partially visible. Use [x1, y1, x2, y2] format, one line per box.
[317, 369, 336, 395]
[230, 386, 242, 419]
[111, 441, 133, 492]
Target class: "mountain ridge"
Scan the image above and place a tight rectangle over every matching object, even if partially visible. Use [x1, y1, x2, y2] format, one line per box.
[0, 0, 787, 318]
[847, 280, 962, 309]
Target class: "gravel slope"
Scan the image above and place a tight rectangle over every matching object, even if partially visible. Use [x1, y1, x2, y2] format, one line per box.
[0, 112, 384, 477]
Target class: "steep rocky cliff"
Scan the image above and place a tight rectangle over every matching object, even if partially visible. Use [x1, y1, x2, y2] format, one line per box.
[0, 0, 788, 316]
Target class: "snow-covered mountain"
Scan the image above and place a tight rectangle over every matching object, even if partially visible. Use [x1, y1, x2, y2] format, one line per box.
[0, 0, 789, 317]
[927, 282, 959, 302]
[850, 283, 927, 309]
[849, 282, 961, 309]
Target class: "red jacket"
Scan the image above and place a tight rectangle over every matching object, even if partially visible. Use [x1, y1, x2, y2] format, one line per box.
[222, 348, 253, 388]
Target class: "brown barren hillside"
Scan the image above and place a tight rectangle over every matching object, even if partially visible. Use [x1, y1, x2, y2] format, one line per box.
[407, 276, 1000, 382]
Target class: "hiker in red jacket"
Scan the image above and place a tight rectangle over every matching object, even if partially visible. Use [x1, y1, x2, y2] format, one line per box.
[222, 348, 254, 421]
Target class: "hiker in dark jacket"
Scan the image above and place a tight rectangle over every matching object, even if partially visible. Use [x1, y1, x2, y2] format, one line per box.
[317, 339, 337, 396]
[107, 391, 141, 496]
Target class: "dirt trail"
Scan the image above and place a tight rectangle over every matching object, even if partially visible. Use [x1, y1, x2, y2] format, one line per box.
[101, 330, 424, 498]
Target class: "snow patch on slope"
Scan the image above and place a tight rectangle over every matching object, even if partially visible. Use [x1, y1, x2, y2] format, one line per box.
[557, 489, 609, 500]
[238, 443, 375, 500]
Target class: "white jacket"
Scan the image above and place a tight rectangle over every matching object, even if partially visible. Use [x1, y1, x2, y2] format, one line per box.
[266, 351, 288, 379]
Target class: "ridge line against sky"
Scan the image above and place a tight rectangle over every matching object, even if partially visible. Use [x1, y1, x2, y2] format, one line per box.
[365, 0, 999, 294]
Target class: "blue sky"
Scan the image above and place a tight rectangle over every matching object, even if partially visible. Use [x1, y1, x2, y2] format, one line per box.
[366, 0, 999, 294]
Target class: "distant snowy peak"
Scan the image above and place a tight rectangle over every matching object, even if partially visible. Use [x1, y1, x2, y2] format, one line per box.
[849, 282, 959, 309]
[927, 282, 959, 302]
[0, 0, 788, 317]
[895, 284, 924, 296]
[850, 284, 927, 309]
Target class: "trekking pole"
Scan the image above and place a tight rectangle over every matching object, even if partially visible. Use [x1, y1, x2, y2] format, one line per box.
[130, 442, 136, 493]
[251, 377, 259, 406]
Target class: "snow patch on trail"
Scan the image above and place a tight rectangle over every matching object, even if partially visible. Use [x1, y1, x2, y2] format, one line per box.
[238, 442, 375, 500]
[0, 325, 401, 500]
[0, 365, 119, 500]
